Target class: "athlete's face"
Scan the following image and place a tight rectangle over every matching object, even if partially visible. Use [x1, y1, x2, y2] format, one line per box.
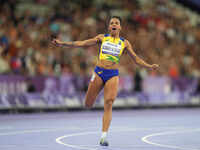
[108, 18, 121, 35]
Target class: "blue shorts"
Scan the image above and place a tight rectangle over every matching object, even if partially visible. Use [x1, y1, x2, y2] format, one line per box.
[94, 66, 119, 84]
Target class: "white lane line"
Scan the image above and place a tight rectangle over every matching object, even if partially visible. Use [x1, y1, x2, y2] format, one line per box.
[56, 127, 198, 150]
[142, 128, 200, 150]
[0, 126, 196, 150]
[56, 129, 146, 150]
[0, 126, 100, 149]
[56, 131, 99, 150]
[55, 127, 174, 150]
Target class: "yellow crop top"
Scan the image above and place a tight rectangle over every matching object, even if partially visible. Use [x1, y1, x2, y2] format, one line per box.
[99, 34, 125, 64]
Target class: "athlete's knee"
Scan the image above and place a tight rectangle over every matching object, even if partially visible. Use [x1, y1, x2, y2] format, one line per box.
[104, 99, 114, 110]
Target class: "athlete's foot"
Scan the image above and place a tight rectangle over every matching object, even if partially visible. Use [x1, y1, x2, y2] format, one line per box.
[100, 138, 109, 146]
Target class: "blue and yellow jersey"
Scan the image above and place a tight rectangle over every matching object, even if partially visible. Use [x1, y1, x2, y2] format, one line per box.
[99, 34, 126, 64]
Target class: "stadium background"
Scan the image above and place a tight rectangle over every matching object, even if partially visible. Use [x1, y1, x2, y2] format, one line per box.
[0, 0, 200, 112]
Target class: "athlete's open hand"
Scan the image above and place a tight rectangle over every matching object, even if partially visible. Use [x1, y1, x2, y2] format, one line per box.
[150, 64, 159, 70]
[52, 39, 63, 47]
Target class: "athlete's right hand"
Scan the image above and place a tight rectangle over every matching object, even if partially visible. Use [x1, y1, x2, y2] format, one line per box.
[150, 64, 159, 70]
[52, 39, 63, 47]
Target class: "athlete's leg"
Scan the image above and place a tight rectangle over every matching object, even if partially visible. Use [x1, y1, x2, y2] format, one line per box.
[103, 76, 119, 131]
[85, 73, 104, 108]
[100, 76, 119, 146]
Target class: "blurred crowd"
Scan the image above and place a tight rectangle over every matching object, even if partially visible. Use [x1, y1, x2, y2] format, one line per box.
[0, 0, 200, 79]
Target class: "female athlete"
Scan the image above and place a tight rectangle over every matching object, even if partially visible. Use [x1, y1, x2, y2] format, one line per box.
[52, 16, 159, 146]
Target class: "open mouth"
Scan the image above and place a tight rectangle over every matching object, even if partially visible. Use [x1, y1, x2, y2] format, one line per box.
[112, 27, 116, 30]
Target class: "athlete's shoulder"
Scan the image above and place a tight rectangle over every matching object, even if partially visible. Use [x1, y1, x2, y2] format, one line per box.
[97, 34, 105, 37]
[96, 34, 105, 39]
[95, 34, 104, 42]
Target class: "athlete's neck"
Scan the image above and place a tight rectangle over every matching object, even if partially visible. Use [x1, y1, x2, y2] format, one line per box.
[110, 32, 120, 38]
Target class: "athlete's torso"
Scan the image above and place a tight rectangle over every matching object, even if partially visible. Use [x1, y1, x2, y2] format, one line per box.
[96, 34, 126, 69]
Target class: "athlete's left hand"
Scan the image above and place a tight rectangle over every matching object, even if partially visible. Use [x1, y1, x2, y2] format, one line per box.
[150, 64, 159, 70]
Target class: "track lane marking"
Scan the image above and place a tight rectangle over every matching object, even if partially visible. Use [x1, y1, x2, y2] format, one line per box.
[142, 128, 200, 150]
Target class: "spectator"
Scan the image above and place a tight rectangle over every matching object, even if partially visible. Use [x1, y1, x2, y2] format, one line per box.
[0, 0, 199, 79]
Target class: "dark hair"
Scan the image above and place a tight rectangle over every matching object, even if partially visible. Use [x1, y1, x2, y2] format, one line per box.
[109, 16, 122, 24]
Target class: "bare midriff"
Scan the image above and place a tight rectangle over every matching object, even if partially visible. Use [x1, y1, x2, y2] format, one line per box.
[96, 59, 119, 70]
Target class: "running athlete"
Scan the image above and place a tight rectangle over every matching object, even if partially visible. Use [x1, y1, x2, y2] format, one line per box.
[52, 16, 159, 146]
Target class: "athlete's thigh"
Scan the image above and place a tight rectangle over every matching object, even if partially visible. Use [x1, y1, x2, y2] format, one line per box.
[85, 73, 104, 104]
[104, 76, 119, 101]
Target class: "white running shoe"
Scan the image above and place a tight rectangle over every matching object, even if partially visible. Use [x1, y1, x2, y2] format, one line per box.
[100, 138, 109, 146]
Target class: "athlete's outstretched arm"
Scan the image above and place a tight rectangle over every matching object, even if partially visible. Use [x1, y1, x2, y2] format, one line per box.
[125, 40, 159, 69]
[52, 34, 104, 48]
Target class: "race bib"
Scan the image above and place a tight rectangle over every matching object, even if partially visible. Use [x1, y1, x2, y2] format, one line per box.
[101, 41, 121, 56]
